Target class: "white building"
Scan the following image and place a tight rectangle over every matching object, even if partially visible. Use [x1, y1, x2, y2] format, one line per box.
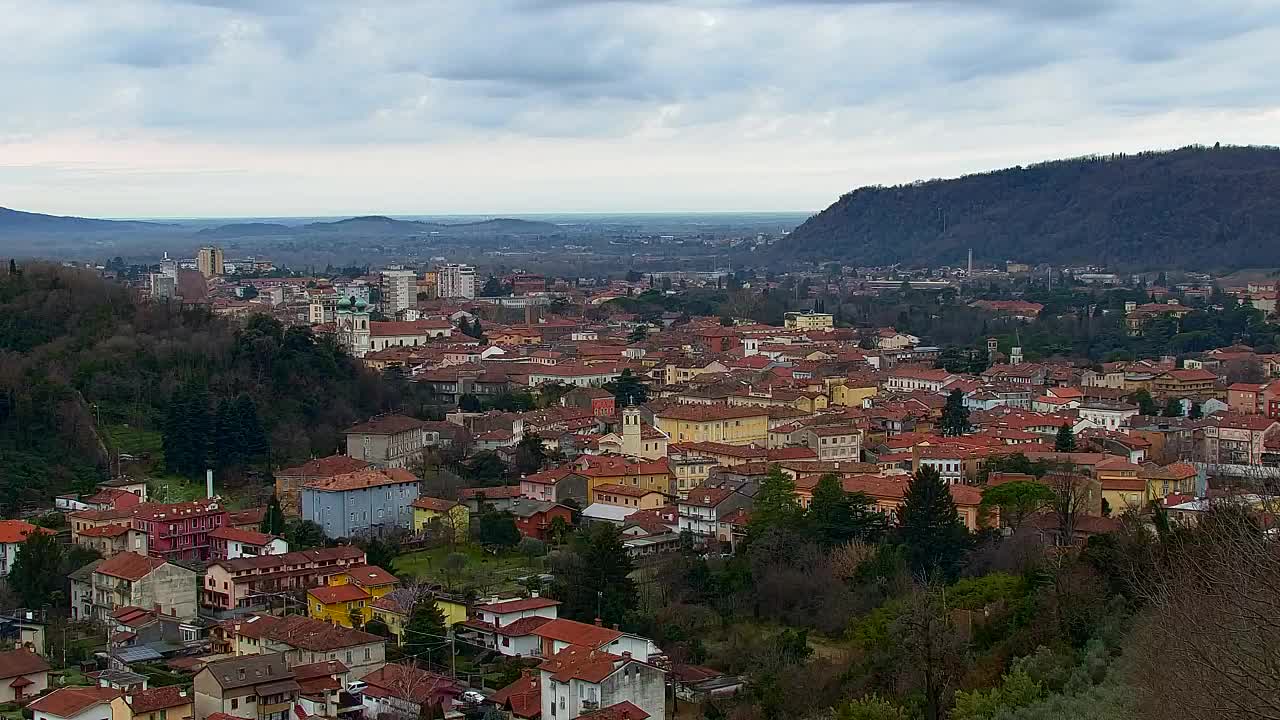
[1077, 402, 1140, 431]
[379, 268, 417, 313]
[437, 264, 476, 299]
[538, 644, 666, 720]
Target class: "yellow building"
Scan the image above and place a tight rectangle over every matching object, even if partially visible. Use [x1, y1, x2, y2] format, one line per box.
[412, 497, 470, 543]
[572, 455, 675, 498]
[783, 311, 834, 331]
[590, 483, 668, 510]
[369, 588, 468, 644]
[309, 565, 398, 627]
[655, 404, 769, 446]
[828, 376, 879, 407]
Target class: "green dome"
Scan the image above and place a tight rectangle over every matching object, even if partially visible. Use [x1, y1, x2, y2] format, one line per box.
[337, 296, 352, 309]
[355, 298, 368, 310]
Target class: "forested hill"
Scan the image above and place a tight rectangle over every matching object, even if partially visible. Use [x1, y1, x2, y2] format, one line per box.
[0, 263, 433, 513]
[783, 145, 1280, 270]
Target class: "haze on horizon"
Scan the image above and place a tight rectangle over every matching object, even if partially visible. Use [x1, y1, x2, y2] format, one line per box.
[3, 0, 1280, 218]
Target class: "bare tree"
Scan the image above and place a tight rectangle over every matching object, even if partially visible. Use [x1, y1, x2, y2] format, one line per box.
[1045, 463, 1095, 546]
[891, 586, 966, 720]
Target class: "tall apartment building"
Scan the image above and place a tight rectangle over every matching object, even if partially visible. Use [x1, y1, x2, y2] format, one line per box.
[379, 268, 417, 313]
[437, 264, 476, 299]
[196, 246, 225, 278]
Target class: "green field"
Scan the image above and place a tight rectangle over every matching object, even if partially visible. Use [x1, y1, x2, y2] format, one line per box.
[394, 544, 545, 595]
[105, 424, 165, 458]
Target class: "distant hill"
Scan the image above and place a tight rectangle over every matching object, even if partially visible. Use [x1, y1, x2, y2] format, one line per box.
[0, 207, 165, 232]
[195, 222, 294, 238]
[782, 146, 1280, 270]
[301, 215, 561, 235]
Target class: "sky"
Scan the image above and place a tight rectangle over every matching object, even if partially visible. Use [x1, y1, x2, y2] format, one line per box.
[3, 0, 1280, 218]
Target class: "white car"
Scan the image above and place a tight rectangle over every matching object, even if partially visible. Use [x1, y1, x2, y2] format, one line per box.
[460, 690, 486, 705]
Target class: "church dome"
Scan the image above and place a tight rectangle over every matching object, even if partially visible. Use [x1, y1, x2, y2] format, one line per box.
[337, 296, 352, 310]
[355, 298, 368, 310]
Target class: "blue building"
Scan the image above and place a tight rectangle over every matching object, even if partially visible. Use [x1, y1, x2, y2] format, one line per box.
[301, 468, 421, 539]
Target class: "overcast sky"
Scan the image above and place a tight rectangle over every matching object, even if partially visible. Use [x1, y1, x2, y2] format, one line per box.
[3, 0, 1280, 218]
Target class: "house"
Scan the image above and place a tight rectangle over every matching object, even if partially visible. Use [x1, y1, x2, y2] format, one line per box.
[107, 605, 206, 662]
[301, 468, 421, 539]
[130, 500, 230, 563]
[677, 488, 752, 539]
[1197, 414, 1280, 466]
[411, 497, 469, 543]
[74, 524, 149, 559]
[344, 415, 430, 469]
[840, 474, 989, 532]
[290, 660, 356, 719]
[653, 404, 770, 447]
[0, 648, 49, 702]
[459, 486, 524, 513]
[1140, 462, 1199, 502]
[510, 500, 575, 541]
[308, 565, 398, 627]
[203, 546, 367, 611]
[570, 455, 675, 500]
[595, 407, 670, 460]
[797, 426, 863, 461]
[538, 644, 665, 720]
[1077, 402, 1139, 431]
[0, 521, 55, 577]
[1153, 368, 1222, 401]
[193, 653, 299, 720]
[492, 670, 542, 719]
[589, 485, 668, 511]
[70, 552, 198, 622]
[562, 387, 617, 417]
[28, 687, 128, 720]
[216, 614, 386, 679]
[885, 368, 955, 393]
[520, 467, 590, 506]
[457, 596, 561, 657]
[124, 685, 194, 720]
[1227, 382, 1269, 415]
[360, 664, 464, 719]
[532, 619, 657, 661]
[275, 456, 372, 517]
[208, 527, 287, 561]
[369, 589, 468, 644]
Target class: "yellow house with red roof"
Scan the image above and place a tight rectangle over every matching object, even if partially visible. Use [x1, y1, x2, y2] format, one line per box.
[308, 565, 397, 627]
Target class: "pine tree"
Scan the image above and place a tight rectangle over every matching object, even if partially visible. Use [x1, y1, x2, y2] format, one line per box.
[1189, 402, 1203, 419]
[747, 465, 803, 539]
[939, 389, 971, 436]
[805, 473, 887, 547]
[1163, 397, 1184, 417]
[234, 394, 270, 462]
[1054, 422, 1077, 452]
[404, 596, 448, 665]
[261, 494, 286, 535]
[898, 465, 968, 580]
[213, 398, 239, 470]
[9, 531, 66, 608]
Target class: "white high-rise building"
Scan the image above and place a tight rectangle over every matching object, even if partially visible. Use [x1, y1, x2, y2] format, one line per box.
[196, 246, 224, 278]
[437, 264, 476, 299]
[380, 268, 417, 313]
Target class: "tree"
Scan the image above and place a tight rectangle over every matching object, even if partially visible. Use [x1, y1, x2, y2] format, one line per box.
[477, 510, 521, 548]
[805, 474, 887, 547]
[481, 276, 506, 297]
[628, 324, 650, 343]
[234, 394, 270, 463]
[897, 465, 967, 580]
[546, 515, 571, 545]
[952, 670, 1044, 720]
[892, 588, 966, 720]
[163, 380, 213, 477]
[348, 604, 365, 630]
[464, 451, 510, 485]
[1189, 401, 1203, 419]
[1054, 423, 1076, 452]
[365, 617, 391, 638]
[8, 531, 65, 608]
[981, 480, 1055, 532]
[1046, 465, 1092, 546]
[939, 389, 971, 436]
[1162, 396, 1184, 417]
[403, 596, 448, 665]
[513, 434, 549, 476]
[260, 494, 285, 535]
[284, 519, 327, 549]
[831, 696, 909, 720]
[747, 465, 804, 540]
[549, 524, 637, 626]
[1130, 388, 1159, 416]
[607, 369, 648, 406]
[457, 393, 482, 412]
[362, 536, 399, 572]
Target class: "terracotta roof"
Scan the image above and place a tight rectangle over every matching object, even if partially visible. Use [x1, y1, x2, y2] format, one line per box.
[492, 672, 541, 719]
[476, 596, 561, 615]
[655, 404, 768, 422]
[0, 648, 50, 679]
[76, 523, 131, 539]
[370, 319, 452, 336]
[360, 663, 462, 704]
[202, 653, 291, 690]
[496, 616, 555, 637]
[594, 483, 663, 498]
[411, 496, 460, 513]
[211, 545, 365, 574]
[345, 414, 427, 436]
[345, 565, 398, 588]
[259, 615, 382, 651]
[95, 552, 166, 581]
[276, 455, 372, 477]
[459, 485, 522, 500]
[208, 526, 277, 545]
[579, 701, 650, 720]
[308, 584, 370, 604]
[538, 644, 624, 683]
[127, 685, 191, 713]
[0, 520, 55, 544]
[228, 507, 267, 526]
[304, 467, 419, 492]
[28, 686, 122, 716]
[1160, 368, 1218, 382]
[533, 619, 623, 649]
[680, 487, 734, 508]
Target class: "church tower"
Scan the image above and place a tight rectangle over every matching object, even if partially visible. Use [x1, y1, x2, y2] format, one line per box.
[621, 404, 642, 457]
[336, 295, 371, 357]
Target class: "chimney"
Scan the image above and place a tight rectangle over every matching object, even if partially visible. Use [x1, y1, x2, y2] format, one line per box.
[126, 696, 133, 706]
[206, 469, 214, 499]
[621, 651, 632, 660]
[612, 623, 620, 631]
[594, 618, 602, 627]
[530, 590, 539, 598]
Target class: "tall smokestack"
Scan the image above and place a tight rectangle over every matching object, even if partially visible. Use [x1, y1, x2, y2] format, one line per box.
[206, 469, 214, 499]
[967, 249, 973, 277]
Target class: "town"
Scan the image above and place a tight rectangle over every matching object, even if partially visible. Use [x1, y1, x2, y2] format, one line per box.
[1, 246, 1277, 720]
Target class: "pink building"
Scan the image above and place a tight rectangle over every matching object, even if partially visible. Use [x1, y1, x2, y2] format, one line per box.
[203, 546, 366, 610]
[131, 500, 228, 562]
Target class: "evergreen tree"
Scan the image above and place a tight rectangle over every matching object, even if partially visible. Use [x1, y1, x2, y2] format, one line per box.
[898, 466, 968, 580]
[477, 509, 521, 547]
[549, 524, 637, 626]
[1130, 388, 1159, 416]
[457, 393, 482, 412]
[457, 317, 472, 336]
[163, 380, 213, 477]
[1189, 402, 1203, 419]
[939, 389, 971, 436]
[9, 530, 66, 608]
[234, 394, 270, 462]
[747, 465, 803, 539]
[260, 494, 286, 535]
[1163, 397, 1184, 417]
[1054, 423, 1077, 452]
[403, 596, 448, 664]
[470, 317, 484, 339]
[607, 369, 649, 406]
[213, 398, 240, 470]
[805, 473, 887, 547]
[628, 324, 650, 343]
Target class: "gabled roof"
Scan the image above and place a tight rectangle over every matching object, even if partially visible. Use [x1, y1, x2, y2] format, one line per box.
[27, 686, 121, 717]
[537, 644, 623, 683]
[0, 648, 50, 679]
[492, 672, 541, 719]
[533, 619, 623, 649]
[579, 702, 650, 720]
[345, 414, 427, 435]
[95, 552, 167, 581]
[411, 496, 460, 513]
[276, 455, 372, 477]
[208, 526, 277, 545]
[308, 584, 370, 605]
[476, 596, 562, 615]
[200, 653, 291, 691]
[304, 467, 419, 492]
[345, 565, 398, 588]
[126, 685, 191, 713]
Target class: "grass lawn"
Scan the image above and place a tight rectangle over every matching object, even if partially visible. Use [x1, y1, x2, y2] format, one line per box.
[394, 544, 544, 595]
[105, 424, 165, 458]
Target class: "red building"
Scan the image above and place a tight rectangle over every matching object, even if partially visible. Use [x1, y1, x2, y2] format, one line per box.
[131, 500, 228, 562]
[510, 500, 573, 541]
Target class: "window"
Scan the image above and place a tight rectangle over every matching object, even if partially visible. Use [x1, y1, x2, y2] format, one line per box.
[365, 647, 371, 660]
[346, 650, 353, 664]
[231, 700, 238, 710]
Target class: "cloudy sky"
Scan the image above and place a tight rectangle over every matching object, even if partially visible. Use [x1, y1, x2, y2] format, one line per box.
[3, 0, 1280, 218]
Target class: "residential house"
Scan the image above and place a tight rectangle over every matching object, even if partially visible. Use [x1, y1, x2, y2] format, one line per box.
[203, 546, 367, 611]
[0, 521, 55, 577]
[538, 644, 665, 720]
[360, 664, 464, 719]
[344, 415, 430, 469]
[1153, 368, 1222, 401]
[70, 552, 198, 622]
[75, 524, 149, 559]
[459, 486, 523, 513]
[841, 475, 989, 532]
[410, 497, 469, 543]
[510, 499, 575, 541]
[274, 456, 372, 517]
[520, 467, 590, 506]
[291, 660, 357, 720]
[28, 687, 128, 720]
[885, 368, 955, 393]
[308, 565, 398, 627]
[589, 485, 667, 511]
[1197, 414, 1280, 466]
[492, 670, 542, 719]
[369, 589, 468, 645]
[124, 685, 194, 720]
[532, 619, 657, 660]
[1227, 382, 1269, 415]
[0, 648, 49, 702]
[301, 468, 421, 539]
[1077, 402, 1139, 431]
[1140, 462, 1199, 502]
[653, 404, 769, 446]
[130, 500, 229, 563]
[208, 528, 287, 561]
[677, 488, 752, 539]
[457, 596, 562, 657]
[570, 456, 675, 500]
[193, 654, 299, 720]
[562, 387, 618, 417]
[218, 614, 386, 679]
[797, 425, 863, 461]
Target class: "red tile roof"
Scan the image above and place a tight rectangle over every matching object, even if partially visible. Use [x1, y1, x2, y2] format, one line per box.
[77, 523, 131, 538]
[411, 496, 460, 512]
[304, 467, 419, 492]
[460, 485, 522, 500]
[538, 645, 624, 683]
[28, 686, 122, 717]
[208, 526, 277, 545]
[308, 584, 370, 604]
[276, 455, 372, 477]
[345, 565, 398, 588]
[496, 616, 555, 637]
[0, 520, 55, 544]
[126, 685, 191, 713]
[476, 596, 562, 614]
[0, 648, 50, 679]
[345, 414, 427, 436]
[655, 404, 768, 422]
[95, 551, 166, 581]
[579, 701, 650, 720]
[533, 619, 623, 649]
[492, 672, 541, 719]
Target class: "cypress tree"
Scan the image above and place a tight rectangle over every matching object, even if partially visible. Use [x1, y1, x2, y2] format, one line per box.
[213, 398, 239, 470]
[234, 394, 270, 463]
[1054, 422, 1077, 452]
[898, 465, 968, 580]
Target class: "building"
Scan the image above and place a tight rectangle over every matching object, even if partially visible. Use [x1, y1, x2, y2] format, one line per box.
[124, 686, 194, 720]
[590, 485, 668, 511]
[301, 468, 421, 539]
[29, 686, 127, 720]
[595, 406, 669, 460]
[367, 319, 453, 351]
[0, 520, 54, 577]
[193, 654, 298, 720]
[203, 546, 367, 611]
[457, 596, 561, 657]
[131, 500, 229, 563]
[509, 499, 575, 541]
[783, 311, 834, 331]
[437, 264, 477, 299]
[196, 246, 225, 278]
[219, 615, 386, 679]
[538, 644, 665, 720]
[335, 296, 372, 357]
[208, 527, 288, 561]
[70, 552, 198, 622]
[798, 426, 863, 461]
[0, 648, 49, 702]
[369, 589, 467, 645]
[1077, 402, 1140, 431]
[1153, 368, 1222, 401]
[653, 405, 770, 446]
[345, 415, 430, 469]
[411, 497, 469, 543]
[360, 664, 464, 719]
[307, 565, 397, 628]
[379, 268, 418, 314]
[74, 523, 149, 559]
[275, 456, 372, 517]
[677, 488, 752, 539]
